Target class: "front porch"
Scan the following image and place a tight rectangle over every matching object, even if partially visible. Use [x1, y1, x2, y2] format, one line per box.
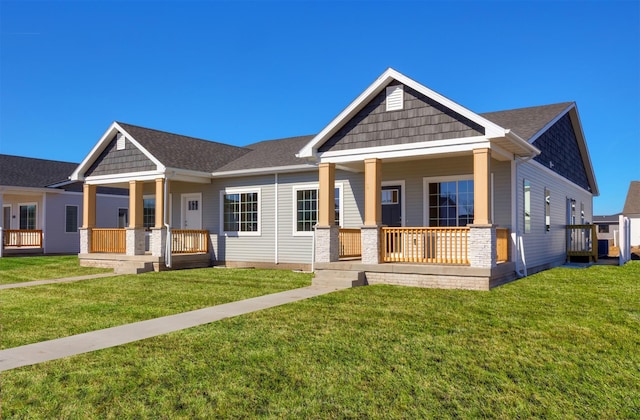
[1, 229, 44, 256]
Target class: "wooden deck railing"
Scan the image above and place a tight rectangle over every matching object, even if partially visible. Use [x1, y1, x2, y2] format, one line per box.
[566, 224, 597, 262]
[339, 228, 361, 259]
[496, 228, 509, 263]
[382, 227, 469, 264]
[3, 230, 43, 248]
[172, 229, 209, 254]
[91, 228, 126, 253]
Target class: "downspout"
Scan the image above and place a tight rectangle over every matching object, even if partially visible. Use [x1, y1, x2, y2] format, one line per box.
[164, 172, 174, 268]
[274, 173, 278, 265]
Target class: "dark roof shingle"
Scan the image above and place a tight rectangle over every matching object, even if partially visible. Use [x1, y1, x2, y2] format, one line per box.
[0, 154, 78, 187]
[214, 135, 315, 172]
[480, 102, 573, 141]
[622, 181, 640, 215]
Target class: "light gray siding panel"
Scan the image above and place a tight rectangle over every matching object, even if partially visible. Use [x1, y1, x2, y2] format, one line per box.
[517, 161, 593, 270]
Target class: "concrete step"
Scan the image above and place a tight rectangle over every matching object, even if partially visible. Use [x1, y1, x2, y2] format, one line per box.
[114, 261, 155, 275]
[312, 270, 366, 288]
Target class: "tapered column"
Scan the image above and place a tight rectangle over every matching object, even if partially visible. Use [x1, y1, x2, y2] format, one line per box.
[473, 148, 492, 225]
[155, 178, 164, 228]
[315, 163, 338, 263]
[362, 158, 382, 264]
[127, 180, 145, 255]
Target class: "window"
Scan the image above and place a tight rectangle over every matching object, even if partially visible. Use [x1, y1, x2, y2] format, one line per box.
[382, 189, 399, 205]
[427, 179, 474, 227]
[598, 224, 609, 233]
[581, 202, 585, 224]
[223, 190, 259, 234]
[294, 186, 341, 233]
[545, 188, 550, 232]
[65, 206, 79, 233]
[386, 85, 404, 111]
[3, 205, 10, 229]
[19, 204, 36, 230]
[118, 208, 129, 228]
[524, 180, 531, 233]
[143, 198, 155, 228]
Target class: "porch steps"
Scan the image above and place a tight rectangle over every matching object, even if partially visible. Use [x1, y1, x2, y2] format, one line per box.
[114, 261, 155, 275]
[312, 269, 366, 288]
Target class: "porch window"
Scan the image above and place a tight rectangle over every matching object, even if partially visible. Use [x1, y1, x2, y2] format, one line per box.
[65, 205, 79, 233]
[19, 204, 36, 230]
[143, 198, 155, 228]
[427, 179, 474, 227]
[223, 190, 259, 234]
[118, 208, 129, 228]
[293, 186, 341, 234]
[524, 180, 531, 233]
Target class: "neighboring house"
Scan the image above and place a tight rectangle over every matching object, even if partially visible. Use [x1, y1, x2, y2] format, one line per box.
[70, 68, 598, 289]
[0, 154, 128, 256]
[622, 181, 640, 246]
[593, 214, 620, 244]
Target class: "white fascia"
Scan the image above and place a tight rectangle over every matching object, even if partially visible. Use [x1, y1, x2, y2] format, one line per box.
[70, 122, 165, 181]
[297, 67, 507, 159]
[84, 170, 166, 185]
[211, 164, 317, 178]
[318, 136, 491, 164]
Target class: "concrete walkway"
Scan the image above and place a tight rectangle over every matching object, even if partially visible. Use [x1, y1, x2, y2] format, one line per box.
[0, 285, 345, 372]
[0, 272, 119, 290]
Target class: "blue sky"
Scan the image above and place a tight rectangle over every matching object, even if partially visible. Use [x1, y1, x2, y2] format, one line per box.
[1, 1, 638, 215]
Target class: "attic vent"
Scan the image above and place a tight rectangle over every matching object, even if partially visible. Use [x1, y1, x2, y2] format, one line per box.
[386, 85, 404, 111]
[116, 133, 125, 150]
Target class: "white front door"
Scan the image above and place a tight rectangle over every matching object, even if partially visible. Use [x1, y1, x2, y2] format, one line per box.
[181, 193, 202, 230]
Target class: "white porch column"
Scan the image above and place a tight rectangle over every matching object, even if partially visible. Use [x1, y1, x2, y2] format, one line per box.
[151, 178, 167, 257]
[362, 158, 382, 264]
[315, 163, 339, 263]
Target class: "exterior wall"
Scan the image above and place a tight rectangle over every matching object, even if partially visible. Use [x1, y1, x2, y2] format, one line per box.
[2, 193, 44, 231]
[85, 137, 155, 177]
[319, 81, 485, 153]
[517, 160, 593, 270]
[595, 223, 619, 243]
[629, 215, 640, 246]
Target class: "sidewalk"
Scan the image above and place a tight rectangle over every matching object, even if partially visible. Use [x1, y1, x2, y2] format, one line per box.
[0, 272, 118, 290]
[0, 285, 345, 371]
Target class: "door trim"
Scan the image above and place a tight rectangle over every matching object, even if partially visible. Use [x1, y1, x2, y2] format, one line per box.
[382, 180, 405, 227]
[181, 193, 202, 230]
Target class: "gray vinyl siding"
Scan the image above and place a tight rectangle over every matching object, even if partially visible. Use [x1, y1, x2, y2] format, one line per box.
[86, 137, 156, 176]
[319, 81, 485, 153]
[517, 161, 593, 270]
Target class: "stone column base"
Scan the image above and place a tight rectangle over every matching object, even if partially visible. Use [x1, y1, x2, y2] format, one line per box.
[80, 228, 92, 254]
[150, 227, 167, 257]
[315, 225, 339, 263]
[361, 225, 382, 265]
[469, 224, 497, 268]
[126, 227, 146, 256]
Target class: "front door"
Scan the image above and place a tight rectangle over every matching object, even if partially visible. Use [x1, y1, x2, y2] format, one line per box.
[181, 193, 202, 230]
[3, 205, 11, 229]
[382, 185, 402, 227]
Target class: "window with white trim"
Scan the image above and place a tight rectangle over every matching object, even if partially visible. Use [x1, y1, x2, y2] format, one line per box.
[143, 198, 155, 228]
[118, 208, 129, 228]
[524, 180, 531, 233]
[293, 185, 342, 234]
[65, 205, 79, 233]
[545, 188, 550, 232]
[19, 204, 36, 230]
[222, 189, 260, 234]
[427, 178, 474, 227]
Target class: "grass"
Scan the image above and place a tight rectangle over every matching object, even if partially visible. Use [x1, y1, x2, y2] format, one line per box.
[0, 255, 111, 284]
[0, 267, 312, 349]
[2, 262, 639, 418]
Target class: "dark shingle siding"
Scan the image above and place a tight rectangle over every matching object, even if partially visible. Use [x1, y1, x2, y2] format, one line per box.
[319, 83, 485, 153]
[0, 154, 78, 187]
[532, 113, 590, 191]
[623, 181, 640, 214]
[86, 136, 156, 177]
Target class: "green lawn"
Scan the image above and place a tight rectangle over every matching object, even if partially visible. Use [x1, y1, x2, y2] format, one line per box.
[0, 255, 111, 284]
[2, 262, 639, 418]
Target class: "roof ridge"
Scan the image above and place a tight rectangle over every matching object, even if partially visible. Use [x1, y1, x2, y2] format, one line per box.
[479, 101, 574, 115]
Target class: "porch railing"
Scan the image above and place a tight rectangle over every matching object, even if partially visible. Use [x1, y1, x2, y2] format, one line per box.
[382, 227, 469, 264]
[567, 224, 597, 262]
[172, 229, 209, 254]
[339, 228, 361, 259]
[91, 228, 126, 253]
[3, 230, 43, 248]
[496, 228, 509, 263]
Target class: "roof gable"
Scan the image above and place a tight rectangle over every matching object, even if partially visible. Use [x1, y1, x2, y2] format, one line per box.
[0, 154, 78, 188]
[480, 102, 573, 142]
[623, 181, 640, 214]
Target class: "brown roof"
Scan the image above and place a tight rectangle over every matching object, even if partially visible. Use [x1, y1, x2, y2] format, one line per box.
[480, 102, 573, 141]
[117, 122, 251, 173]
[622, 181, 640, 214]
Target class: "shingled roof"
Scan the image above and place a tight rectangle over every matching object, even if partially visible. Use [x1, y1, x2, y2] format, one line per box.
[480, 102, 573, 142]
[0, 154, 78, 187]
[623, 181, 640, 215]
[215, 135, 315, 173]
[117, 122, 251, 173]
